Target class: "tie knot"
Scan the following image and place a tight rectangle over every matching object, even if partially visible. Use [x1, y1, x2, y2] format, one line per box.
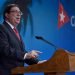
[13, 27, 18, 33]
[13, 27, 20, 40]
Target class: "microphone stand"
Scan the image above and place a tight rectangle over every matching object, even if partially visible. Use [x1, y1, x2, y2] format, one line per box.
[35, 36, 57, 50]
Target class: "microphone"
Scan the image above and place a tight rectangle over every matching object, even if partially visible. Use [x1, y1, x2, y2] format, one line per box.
[35, 36, 57, 49]
[35, 36, 43, 40]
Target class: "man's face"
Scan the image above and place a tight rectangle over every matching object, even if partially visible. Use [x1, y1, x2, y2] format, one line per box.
[5, 6, 22, 27]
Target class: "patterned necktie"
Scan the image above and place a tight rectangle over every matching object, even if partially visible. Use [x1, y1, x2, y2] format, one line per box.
[13, 27, 20, 40]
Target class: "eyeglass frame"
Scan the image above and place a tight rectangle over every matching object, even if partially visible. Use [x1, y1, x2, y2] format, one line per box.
[9, 10, 23, 15]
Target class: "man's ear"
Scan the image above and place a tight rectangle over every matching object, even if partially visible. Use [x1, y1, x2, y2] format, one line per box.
[5, 13, 9, 18]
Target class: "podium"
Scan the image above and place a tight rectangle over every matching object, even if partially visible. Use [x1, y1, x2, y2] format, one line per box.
[11, 49, 75, 75]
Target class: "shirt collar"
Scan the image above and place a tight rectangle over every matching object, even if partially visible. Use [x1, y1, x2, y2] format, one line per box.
[5, 21, 14, 29]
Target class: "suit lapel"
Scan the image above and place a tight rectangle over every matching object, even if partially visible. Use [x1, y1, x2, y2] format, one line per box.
[3, 21, 22, 44]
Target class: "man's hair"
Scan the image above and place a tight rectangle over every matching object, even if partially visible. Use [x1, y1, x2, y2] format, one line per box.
[3, 4, 19, 20]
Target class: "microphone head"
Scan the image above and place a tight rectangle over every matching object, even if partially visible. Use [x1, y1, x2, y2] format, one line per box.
[35, 36, 43, 40]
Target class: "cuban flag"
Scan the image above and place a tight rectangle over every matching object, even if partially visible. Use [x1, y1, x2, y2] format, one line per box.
[58, 1, 69, 28]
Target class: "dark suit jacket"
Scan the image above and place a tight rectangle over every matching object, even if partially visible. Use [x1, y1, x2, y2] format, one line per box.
[0, 21, 38, 75]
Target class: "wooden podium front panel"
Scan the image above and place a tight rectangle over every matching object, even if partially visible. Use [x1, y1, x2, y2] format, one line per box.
[68, 54, 75, 71]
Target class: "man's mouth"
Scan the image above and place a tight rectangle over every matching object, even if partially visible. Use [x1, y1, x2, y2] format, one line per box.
[15, 16, 20, 19]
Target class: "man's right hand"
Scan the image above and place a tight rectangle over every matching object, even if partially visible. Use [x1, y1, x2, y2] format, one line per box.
[24, 50, 42, 59]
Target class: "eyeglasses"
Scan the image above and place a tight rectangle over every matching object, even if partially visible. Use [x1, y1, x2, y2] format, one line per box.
[10, 10, 23, 15]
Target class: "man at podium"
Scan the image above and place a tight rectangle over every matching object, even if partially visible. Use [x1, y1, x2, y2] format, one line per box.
[0, 4, 44, 75]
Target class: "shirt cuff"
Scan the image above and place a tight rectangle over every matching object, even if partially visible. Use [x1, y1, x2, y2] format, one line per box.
[24, 53, 28, 59]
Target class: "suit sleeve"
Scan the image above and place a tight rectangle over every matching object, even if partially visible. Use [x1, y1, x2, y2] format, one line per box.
[24, 58, 39, 65]
[21, 38, 39, 64]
